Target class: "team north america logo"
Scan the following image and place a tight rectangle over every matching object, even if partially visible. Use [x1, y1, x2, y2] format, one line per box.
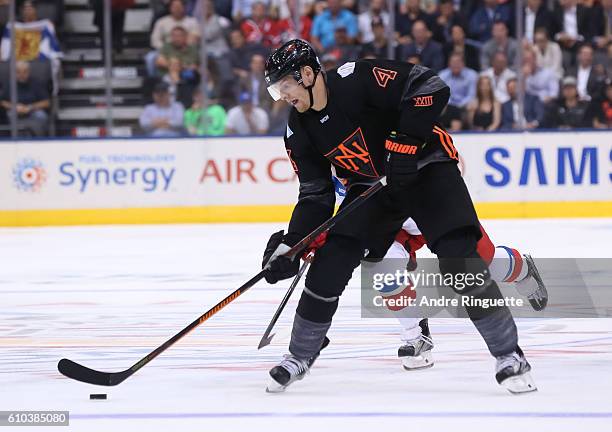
[12, 158, 47, 192]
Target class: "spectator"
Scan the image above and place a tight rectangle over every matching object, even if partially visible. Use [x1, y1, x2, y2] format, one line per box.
[544, 76, 589, 128]
[430, 0, 467, 45]
[468, 0, 513, 42]
[533, 27, 564, 79]
[523, 47, 558, 104]
[184, 89, 227, 136]
[395, 0, 431, 45]
[150, 0, 200, 49]
[444, 24, 480, 71]
[325, 27, 361, 65]
[360, 16, 399, 59]
[480, 21, 518, 71]
[0, 61, 49, 137]
[311, 0, 358, 52]
[589, 80, 612, 129]
[239, 53, 269, 110]
[552, 0, 600, 69]
[198, 0, 232, 76]
[139, 82, 185, 137]
[439, 53, 478, 110]
[92, 0, 132, 54]
[162, 57, 198, 108]
[480, 51, 516, 103]
[523, 0, 554, 42]
[358, 0, 389, 44]
[232, 0, 270, 21]
[500, 77, 544, 130]
[467, 75, 501, 131]
[567, 44, 606, 101]
[228, 28, 269, 78]
[147, 0, 200, 76]
[400, 20, 444, 71]
[592, 0, 611, 53]
[155, 26, 199, 75]
[241, 1, 282, 48]
[276, 0, 314, 42]
[225, 91, 269, 134]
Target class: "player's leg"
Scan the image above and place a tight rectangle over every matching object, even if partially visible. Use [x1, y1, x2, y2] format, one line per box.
[412, 162, 536, 394]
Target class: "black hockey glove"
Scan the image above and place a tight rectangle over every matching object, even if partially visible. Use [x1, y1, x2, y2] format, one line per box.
[384, 132, 421, 192]
[262, 230, 300, 284]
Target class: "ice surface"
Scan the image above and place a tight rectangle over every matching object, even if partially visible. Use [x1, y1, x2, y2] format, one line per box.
[1, 219, 612, 431]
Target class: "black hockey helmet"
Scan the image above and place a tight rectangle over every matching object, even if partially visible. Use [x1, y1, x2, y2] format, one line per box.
[265, 39, 322, 104]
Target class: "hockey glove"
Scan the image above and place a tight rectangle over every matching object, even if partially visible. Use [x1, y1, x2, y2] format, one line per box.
[384, 131, 421, 192]
[262, 230, 300, 284]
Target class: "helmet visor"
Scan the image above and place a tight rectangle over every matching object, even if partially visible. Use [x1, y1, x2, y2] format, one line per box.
[266, 76, 302, 101]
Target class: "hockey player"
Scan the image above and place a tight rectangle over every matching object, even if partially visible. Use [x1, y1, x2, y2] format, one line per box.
[262, 39, 536, 394]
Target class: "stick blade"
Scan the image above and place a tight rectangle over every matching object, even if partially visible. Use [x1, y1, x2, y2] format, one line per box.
[57, 358, 119, 386]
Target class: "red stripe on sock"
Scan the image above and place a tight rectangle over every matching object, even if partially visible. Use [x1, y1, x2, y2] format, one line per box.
[505, 249, 523, 282]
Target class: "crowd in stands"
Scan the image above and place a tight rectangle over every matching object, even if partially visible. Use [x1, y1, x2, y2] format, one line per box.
[0, 0, 610, 136]
[140, 0, 611, 136]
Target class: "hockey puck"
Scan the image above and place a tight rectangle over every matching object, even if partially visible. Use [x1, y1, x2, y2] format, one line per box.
[89, 394, 107, 400]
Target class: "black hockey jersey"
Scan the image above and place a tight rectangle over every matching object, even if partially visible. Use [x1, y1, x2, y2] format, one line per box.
[283, 59, 458, 244]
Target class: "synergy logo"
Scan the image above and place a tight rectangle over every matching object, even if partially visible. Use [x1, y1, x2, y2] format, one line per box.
[12, 158, 47, 192]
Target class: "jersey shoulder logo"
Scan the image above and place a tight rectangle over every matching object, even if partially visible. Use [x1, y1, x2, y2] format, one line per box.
[337, 62, 356, 78]
[372, 67, 397, 88]
[324, 128, 380, 178]
[286, 124, 293, 138]
[413, 95, 433, 107]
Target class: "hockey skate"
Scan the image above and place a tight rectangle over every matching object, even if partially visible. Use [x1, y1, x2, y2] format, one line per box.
[516, 254, 548, 311]
[495, 346, 537, 394]
[266, 337, 330, 393]
[398, 319, 434, 370]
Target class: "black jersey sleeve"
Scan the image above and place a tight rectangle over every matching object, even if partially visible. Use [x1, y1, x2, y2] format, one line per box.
[283, 114, 335, 246]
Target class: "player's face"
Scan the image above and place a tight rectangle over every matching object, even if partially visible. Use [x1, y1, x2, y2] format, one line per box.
[268, 75, 310, 112]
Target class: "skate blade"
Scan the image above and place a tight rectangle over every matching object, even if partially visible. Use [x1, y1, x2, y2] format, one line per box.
[401, 351, 434, 370]
[266, 378, 288, 393]
[500, 371, 538, 394]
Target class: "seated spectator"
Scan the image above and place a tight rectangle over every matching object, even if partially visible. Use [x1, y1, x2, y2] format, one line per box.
[430, 0, 467, 45]
[567, 44, 607, 101]
[139, 82, 185, 137]
[552, 0, 602, 69]
[589, 79, 612, 129]
[155, 26, 199, 75]
[225, 91, 269, 135]
[469, 0, 513, 42]
[311, 0, 358, 52]
[241, 1, 282, 48]
[480, 21, 518, 71]
[523, 0, 554, 43]
[544, 76, 590, 129]
[533, 27, 564, 79]
[357, 0, 389, 44]
[466, 75, 501, 131]
[0, 61, 49, 137]
[184, 89, 227, 136]
[395, 0, 431, 45]
[238, 53, 269, 111]
[162, 57, 198, 108]
[232, 0, 271, 21]
[360, 16, 400, 59]
[444, 24, 480, 71]
[324, 26, 361, 65]
[147, 0, 200, 76]
[500, 77, 544, 130]
[400, 20, 444, 71]
[523, 47, 558, 104]
[480, 52, 516, 103]
[276, 0, 314, 42]
[593, 0, 611, 54]
[439, 53, 477, 108]
[229, 28, 269, 78]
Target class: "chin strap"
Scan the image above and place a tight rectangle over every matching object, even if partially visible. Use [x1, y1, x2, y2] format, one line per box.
[302, 70, 320, 110]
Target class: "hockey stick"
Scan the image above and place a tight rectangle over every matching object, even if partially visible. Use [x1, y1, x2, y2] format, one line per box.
[57, 177, 386, 386]
[258, 251, 313, 349]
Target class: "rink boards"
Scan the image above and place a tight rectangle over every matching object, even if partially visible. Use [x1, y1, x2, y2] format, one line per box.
[0, 130, 611, 226]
